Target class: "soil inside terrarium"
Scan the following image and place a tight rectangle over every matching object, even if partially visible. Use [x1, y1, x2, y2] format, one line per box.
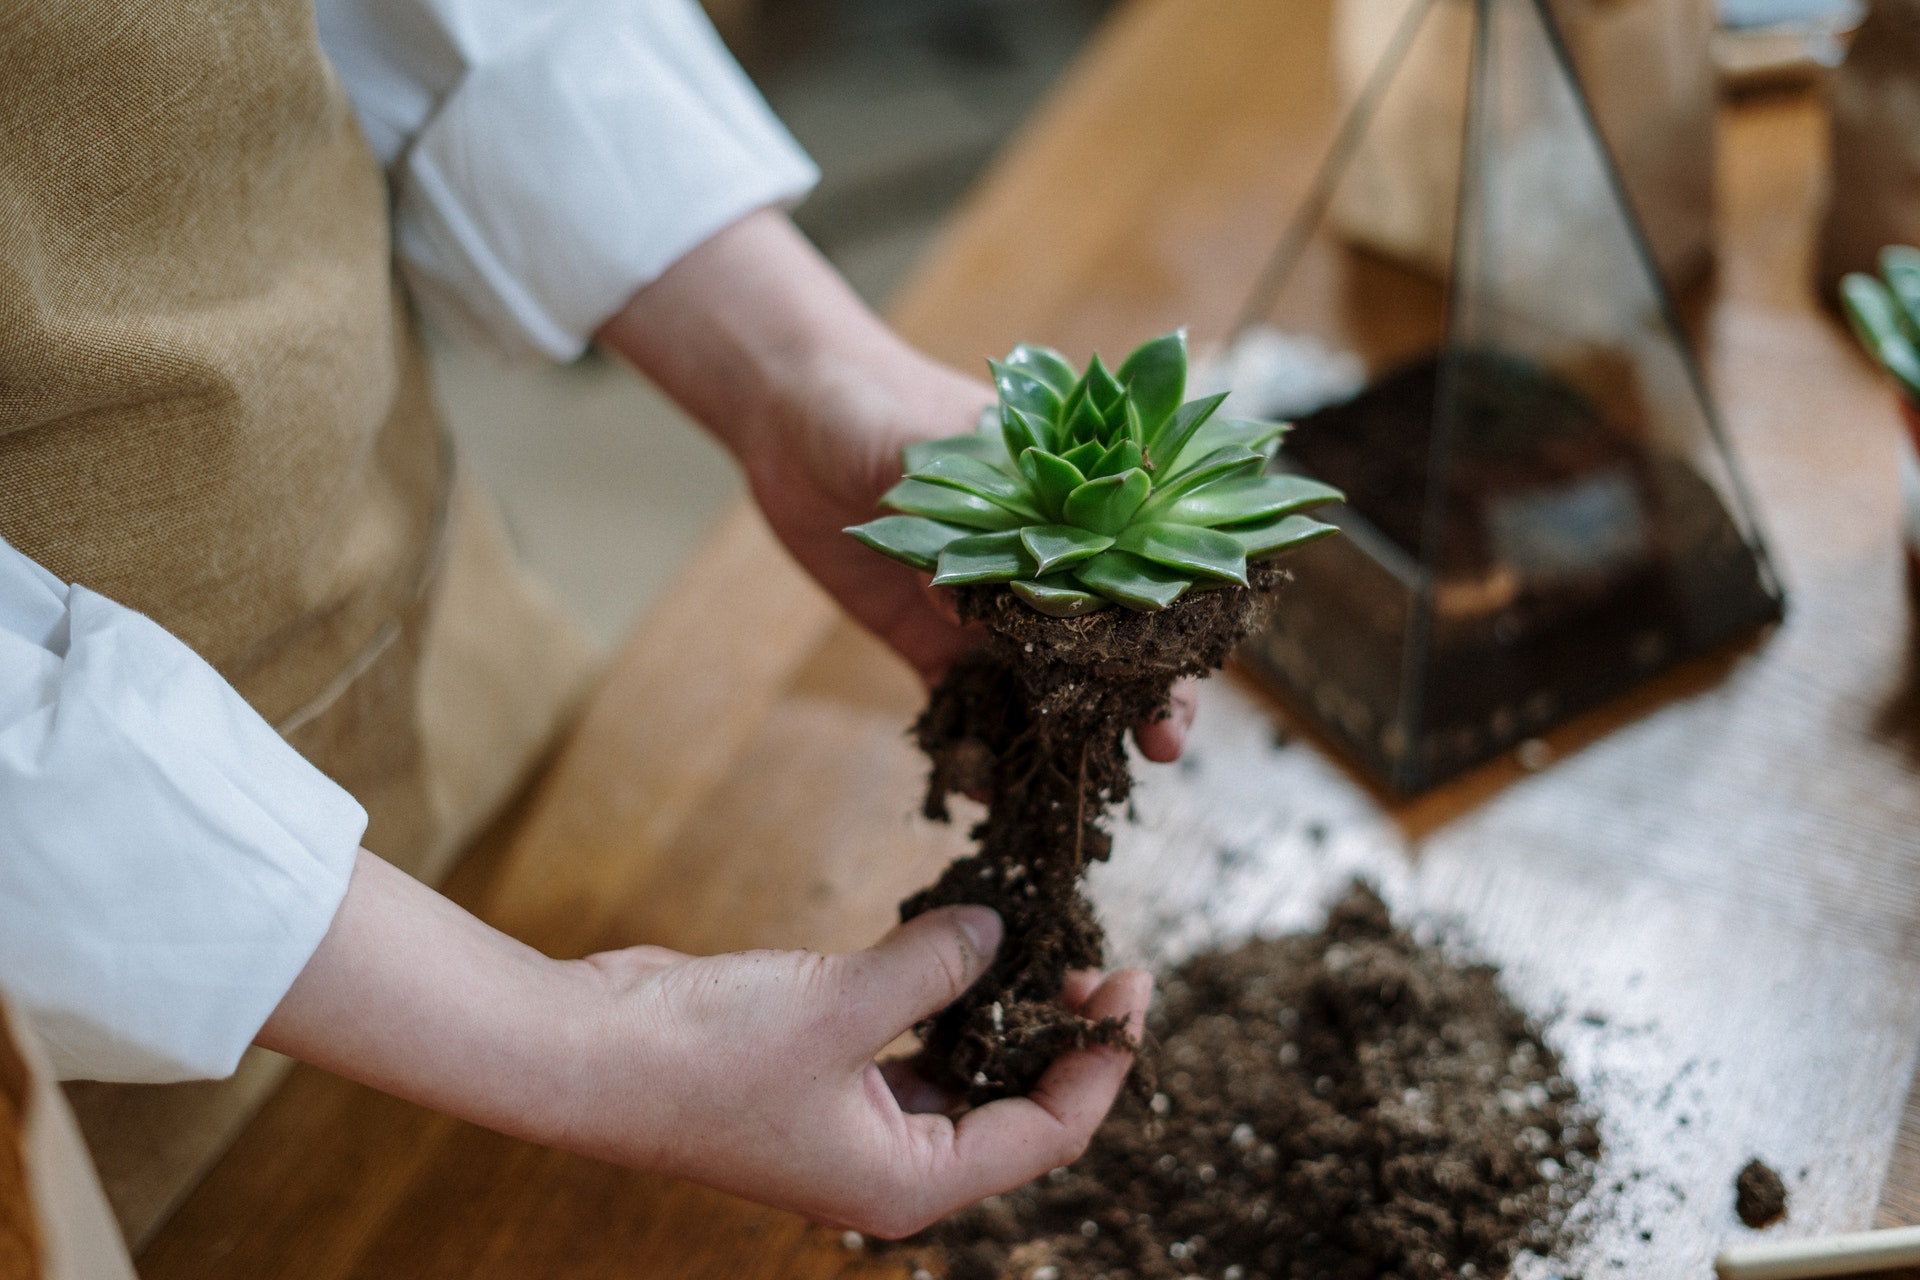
[901, 561, 1288, 1105]
[1244, 348, 1779, 790]
[1284, 349, 1648, 584]
[906, 883, 1602, 1280]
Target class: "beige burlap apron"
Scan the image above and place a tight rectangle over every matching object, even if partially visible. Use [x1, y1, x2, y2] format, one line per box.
[0, 0, 600, 1250]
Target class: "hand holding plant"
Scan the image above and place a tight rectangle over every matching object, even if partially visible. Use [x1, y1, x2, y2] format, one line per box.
[566, 907, 1149, 1237]
[261, 852, 1151, 1240]
[597, 206, 1201, 757]
[847, 331, 1342, 1102]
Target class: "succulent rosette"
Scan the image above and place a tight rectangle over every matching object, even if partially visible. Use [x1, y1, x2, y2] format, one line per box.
[847, 330, 1343, 615]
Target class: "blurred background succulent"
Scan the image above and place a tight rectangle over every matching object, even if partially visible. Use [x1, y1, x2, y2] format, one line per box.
[847, 330, 1343, 615]
[1841, 245, 1920, 406]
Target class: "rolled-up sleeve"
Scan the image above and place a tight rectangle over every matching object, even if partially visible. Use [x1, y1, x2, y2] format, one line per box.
[318, 0, 820, 361]
[0, 542, 365, 1084]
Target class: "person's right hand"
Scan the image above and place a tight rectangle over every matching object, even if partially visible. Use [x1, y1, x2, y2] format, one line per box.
[595, 206, 1201, 763]
[563, 905, 1152, 1238]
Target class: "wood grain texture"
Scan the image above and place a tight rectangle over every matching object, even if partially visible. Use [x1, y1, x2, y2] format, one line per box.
[139, 0, 1920, 1275]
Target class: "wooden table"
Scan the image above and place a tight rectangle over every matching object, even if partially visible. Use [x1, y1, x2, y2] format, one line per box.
[140, 0, 1920, 1275]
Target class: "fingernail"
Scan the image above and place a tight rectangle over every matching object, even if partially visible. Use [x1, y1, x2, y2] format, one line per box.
[952, 905, 1003, 959]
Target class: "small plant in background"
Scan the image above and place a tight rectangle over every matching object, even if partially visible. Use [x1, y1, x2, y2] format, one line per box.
[847, 330, 1341, 614]
[846, 332, 1343, 1103]
[1841, 245, 1920, 405]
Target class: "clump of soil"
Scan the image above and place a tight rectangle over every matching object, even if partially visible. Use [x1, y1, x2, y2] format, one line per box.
[909, 884, 1602, 1280]
[902, 562, 1288, 1104]
[1734, 1159, 1787, 1228]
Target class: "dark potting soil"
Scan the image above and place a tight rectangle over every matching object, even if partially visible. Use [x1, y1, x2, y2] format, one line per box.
[1243, 349, 1781, 792]
[1283, 350, 1643, 582]
[901, 562, 1289, 1105]
[909, 884, 1602, 1280]
[1734, 1159, 1787, 1229]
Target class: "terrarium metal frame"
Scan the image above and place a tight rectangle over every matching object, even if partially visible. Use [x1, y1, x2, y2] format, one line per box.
[1232, 0, 1784, 794]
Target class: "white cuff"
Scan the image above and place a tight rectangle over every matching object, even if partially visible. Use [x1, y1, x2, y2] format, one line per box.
[384, 0, 819, 360]
[0, 564, 365, 1083]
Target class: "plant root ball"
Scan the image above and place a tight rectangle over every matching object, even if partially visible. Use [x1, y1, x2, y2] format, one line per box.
[902, 562, 1288, 1103]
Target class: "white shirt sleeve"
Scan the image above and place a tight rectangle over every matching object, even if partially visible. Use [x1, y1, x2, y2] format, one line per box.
[316, 0, 821, 362]
[0, 540, 366, 1084]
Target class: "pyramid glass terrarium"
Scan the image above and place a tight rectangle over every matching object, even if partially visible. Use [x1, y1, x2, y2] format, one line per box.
[1226, 0, 1783, 793]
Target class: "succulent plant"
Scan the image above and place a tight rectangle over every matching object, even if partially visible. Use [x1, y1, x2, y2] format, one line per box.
[846, 330, 1343, 616]
[1842, 245, 1920, 404]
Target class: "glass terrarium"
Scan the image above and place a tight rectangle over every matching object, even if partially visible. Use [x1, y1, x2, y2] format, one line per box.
[1223, 0, 1784, 794]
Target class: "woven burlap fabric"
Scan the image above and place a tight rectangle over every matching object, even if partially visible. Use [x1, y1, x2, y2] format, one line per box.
[1, 0, 600, 1248]
[0, 0, 441, 726]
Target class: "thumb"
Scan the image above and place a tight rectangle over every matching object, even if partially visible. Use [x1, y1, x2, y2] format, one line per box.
[840, 905, 1002, 1053]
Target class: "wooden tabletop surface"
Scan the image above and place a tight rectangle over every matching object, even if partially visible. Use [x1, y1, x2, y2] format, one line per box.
[139, 0, 1920, 1276]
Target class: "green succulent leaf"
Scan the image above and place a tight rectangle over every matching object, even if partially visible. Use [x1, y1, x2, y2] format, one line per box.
[880, 478, 1025, 530]
[1112, 521, 1248, 584]
[1062, 468, 1152, 536]
[1064, 386, 1107, 447]
[1018, 448, 1087, 521]
[1115, 330, 1186, 442]
[1148, 392, 1229, 467]
[1123, 396, 1147, 452]
[1883, 245, 1920, 341]
[1227, 513, 1341, 559]
[1059, 439, 1106, 474]
[1175, 416, 1287, 470]
[1162, 473, 1345, 527]
[907, 454, 1046, 521]
[990, 359, 1064, 428]
[1057, 377, 1087, 426]
[931, 530, 1037, 586]
[1004, 344, 1079, 399]
[1011, 574, 1109, 617]
[1089, 438, 1144, 480]
[1084, 352, 1126, 418]
[1073, 549, 1192, 610]
[855, 332, 1345, 614]
[903, 432, 1008, 473]
[1842, 273, 1920, 401]
[1143, 445, 1267, 511]
[1000, 404, 1052, 459]
[1019, 524, 1114, 575]
[844, 515, 972, 572]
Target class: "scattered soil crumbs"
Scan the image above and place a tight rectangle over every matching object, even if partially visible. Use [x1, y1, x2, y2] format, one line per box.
[1734, 1160, 1786, 1229]
[908, 884, 1601, 1280]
